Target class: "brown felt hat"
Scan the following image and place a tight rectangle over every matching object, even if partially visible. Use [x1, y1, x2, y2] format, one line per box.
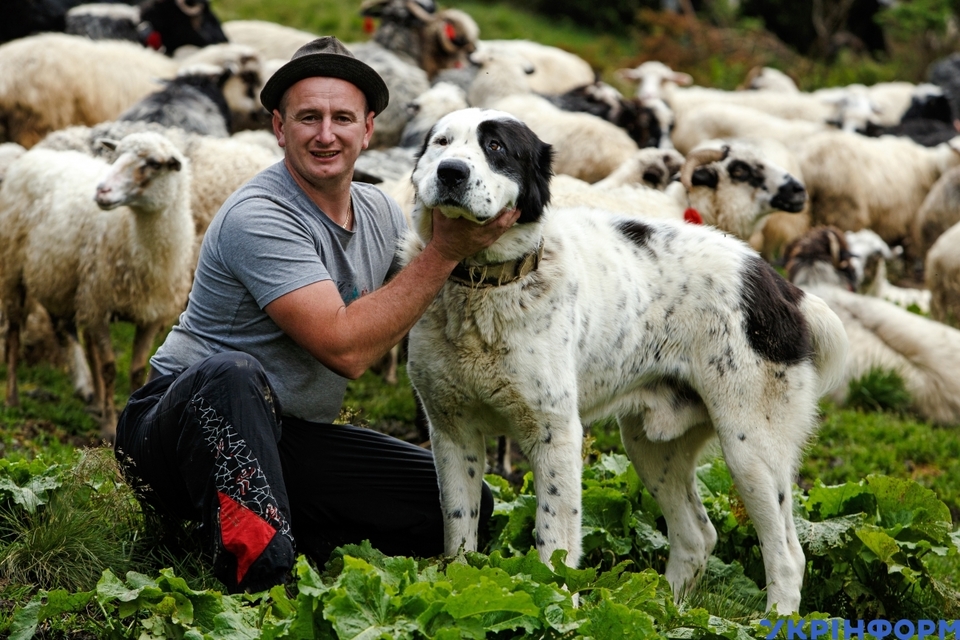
[260, 36, 389, 116]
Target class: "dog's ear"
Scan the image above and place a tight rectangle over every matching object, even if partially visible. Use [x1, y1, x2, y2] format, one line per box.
[415, 123, 437, 161]
[517, 138, 554, 224]
[691, 166, 718, 189]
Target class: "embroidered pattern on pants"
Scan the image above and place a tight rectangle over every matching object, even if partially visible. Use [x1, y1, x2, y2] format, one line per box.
[194, 393, 292, 541]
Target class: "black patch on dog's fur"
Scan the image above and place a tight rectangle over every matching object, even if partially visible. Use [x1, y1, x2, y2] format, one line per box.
[740, 255, 812, 364]
[477, 119, 554, 223]
[616, 219, 655, 249]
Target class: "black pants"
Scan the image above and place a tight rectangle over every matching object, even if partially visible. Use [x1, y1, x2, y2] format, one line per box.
[115, 351, 492, 593]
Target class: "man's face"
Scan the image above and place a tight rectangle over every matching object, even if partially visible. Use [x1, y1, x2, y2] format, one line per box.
[272, 76, 374, 191]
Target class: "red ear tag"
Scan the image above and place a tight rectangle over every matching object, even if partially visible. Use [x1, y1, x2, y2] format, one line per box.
[683, 207, 703, 224]
[145, 30, 163, 51]
[363, 17, 375, 33]
[444, 22, 457, 41]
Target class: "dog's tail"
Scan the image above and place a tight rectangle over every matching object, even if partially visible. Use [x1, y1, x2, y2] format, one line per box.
[801, 290, 849, 397]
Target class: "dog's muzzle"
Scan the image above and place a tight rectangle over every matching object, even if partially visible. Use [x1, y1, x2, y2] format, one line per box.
[436, 158, 471, 203]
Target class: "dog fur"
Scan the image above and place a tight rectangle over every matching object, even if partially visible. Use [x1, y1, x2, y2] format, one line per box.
[400, 107, 848, 613]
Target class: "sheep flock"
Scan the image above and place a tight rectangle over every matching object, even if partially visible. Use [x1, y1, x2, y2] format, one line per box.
[1, 0, 960, 444]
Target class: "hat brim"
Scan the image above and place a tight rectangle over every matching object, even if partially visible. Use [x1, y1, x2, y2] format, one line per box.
[260, 53, 389, 116]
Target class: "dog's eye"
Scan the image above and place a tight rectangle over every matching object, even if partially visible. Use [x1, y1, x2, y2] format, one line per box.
[488, 140, 502, 152]
[435, 136, 448, 146]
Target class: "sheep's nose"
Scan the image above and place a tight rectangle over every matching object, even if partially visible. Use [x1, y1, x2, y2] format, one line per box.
[437, 159, 470, 187]
[771, 178, 807, 213]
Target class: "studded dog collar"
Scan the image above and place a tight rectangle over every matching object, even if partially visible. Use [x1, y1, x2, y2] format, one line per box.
[449, 240, 545, 288]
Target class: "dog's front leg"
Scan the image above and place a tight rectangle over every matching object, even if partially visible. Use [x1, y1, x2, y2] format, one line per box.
[525, 415, 584, 569]
[431, 427, 487, 556]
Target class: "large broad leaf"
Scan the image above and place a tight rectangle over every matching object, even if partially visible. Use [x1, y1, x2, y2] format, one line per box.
[796, 513, 866, 555]
[0, 473, 63, 514]
[324, 557, 409, 640]
[804, 481, 876, 521]
[697, 459, 733, 496]
[581, 486, 633, 557]
[865, 475, 953, 542]
[8, 590, 94, 640]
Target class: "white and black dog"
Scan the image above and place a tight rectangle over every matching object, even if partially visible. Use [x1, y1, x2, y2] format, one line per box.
[401, 108, 848, 613]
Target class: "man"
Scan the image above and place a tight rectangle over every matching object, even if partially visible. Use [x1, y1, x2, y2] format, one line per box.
[114, 37, 520, 593]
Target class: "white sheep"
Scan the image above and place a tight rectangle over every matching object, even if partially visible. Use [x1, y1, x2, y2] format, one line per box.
[738, 66, 799, 93]
[476, 40, 595, 95]
[0, 33, 178, 147]
[0, 132, 195, 440]
[619, 61, 840, 124]
[221, 19, 317, 61]
[670, 102, 831, 156]
[794, 129, 960, 246]
[37, 120, 279, 248]
[0, 34, 269, 148]
[911, 164, 960, 258]
[927, 219, 960, 329]
[844, 229, 931, 313]
[785, 226, 960, 426]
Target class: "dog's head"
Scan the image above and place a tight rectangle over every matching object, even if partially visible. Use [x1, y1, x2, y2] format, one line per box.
[411, 108, 553, 233]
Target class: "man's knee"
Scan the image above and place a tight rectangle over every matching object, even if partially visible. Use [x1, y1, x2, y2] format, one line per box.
[199, 351, 268, 387]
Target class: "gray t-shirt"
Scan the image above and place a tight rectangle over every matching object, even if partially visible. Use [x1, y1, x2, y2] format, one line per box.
[150, 162, 407, 423]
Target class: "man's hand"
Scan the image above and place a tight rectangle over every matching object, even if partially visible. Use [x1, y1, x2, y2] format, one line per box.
[429, 207, 522, 263]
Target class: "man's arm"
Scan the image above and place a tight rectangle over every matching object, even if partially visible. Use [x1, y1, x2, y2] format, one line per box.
[265, 207, 520, 379]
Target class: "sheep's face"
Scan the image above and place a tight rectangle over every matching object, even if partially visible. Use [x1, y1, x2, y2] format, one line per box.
[686, 146, 806, 241]
[631, 148, 683, 190]
[223, 54, 269, 131]
[618, 61, 692, 102]
[95, 134, 183, 211]
[785, 227, 857, 290]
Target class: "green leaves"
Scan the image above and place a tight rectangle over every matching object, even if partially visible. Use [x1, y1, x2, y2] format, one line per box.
[6, 454, 958, 637]
[798, 475, 959, 617]
[0, 459, 63, 515]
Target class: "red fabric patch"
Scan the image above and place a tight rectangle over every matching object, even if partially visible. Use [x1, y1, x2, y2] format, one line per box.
[218, 492, 277, 585]
[683, 208, 703, 225]
[363, 17, 375, 34]
[145, 30, 163, 51]
[444, 22, 457, 41]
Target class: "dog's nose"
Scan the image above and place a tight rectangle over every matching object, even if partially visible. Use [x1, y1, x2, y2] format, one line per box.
[437, 159, 470, 187]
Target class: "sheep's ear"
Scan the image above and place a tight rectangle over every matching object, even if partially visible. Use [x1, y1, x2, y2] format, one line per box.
[691, 166, 718, 189]
[97, 138, 119, 151]
[167, 157, 183, 172]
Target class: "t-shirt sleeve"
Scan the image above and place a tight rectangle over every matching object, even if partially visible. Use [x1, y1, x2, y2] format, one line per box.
[215, 196, 330, 309]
